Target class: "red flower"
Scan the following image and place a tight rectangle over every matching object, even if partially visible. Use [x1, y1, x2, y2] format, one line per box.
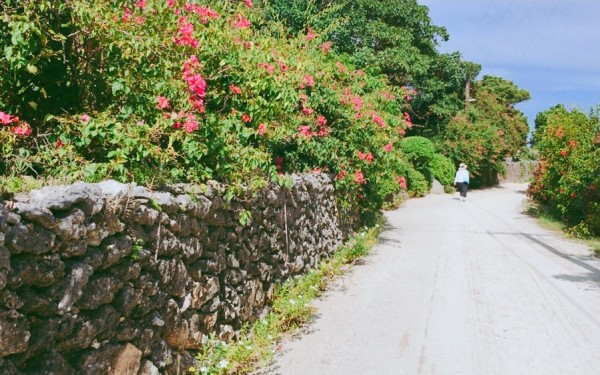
[320, 42, 332, 53]
[56, 140, 64, 148]
[383, 143, 393, 152]
[168, 0, 175, 7]
[258, 123, 267, 135]
[365, 153, 374, 163]
[555, 127, 564, 138]
[569, 140, 576, 148]
[230, 84, 242, 94]
[317, 115, 327, 126]
[336, 170, 347, 180]
[560, 149, 567, 156]
[306, 27, 317, 41]
[156, 96, 170, 110]
[244, 0, 253, 7]
[242, 113, 252, 123]
[81, 114, 91, 123]
[135, 0, 146, 9]
[354, 170, 366, 184]
[404, 112, 412, 123]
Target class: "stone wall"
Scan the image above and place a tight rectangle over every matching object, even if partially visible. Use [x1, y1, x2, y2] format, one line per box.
[0, 174, 351, 374]
[500, 160, 539, 183]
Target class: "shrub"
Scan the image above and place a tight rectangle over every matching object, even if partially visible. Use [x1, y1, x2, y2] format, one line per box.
[406, 167, 428, 197]
[529, 105, 600, 236]
[430, 153, 455, 186]
[0, 0, 415, 222]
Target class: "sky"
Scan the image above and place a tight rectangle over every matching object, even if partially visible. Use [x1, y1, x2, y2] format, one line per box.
[418, 0, 600, 130]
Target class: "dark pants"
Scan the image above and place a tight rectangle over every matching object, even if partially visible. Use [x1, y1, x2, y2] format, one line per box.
[458, 182, 468, 197]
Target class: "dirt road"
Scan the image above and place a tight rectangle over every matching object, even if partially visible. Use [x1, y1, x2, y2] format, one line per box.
[264, 184, 600, 375]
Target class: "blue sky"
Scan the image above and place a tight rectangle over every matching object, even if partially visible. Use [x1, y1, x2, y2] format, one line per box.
[419, 0, 600, 129]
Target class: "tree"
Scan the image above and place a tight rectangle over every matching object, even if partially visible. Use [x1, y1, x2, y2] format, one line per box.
[475, 75, 531, 106]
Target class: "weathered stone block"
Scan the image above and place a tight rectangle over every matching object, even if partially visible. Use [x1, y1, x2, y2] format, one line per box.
[5, 223, 56, 255]
[76, 343, 142, 375]
[0, 310, 30, 356]
[8, 254, 65, 288]
[77, 276, 123, 310]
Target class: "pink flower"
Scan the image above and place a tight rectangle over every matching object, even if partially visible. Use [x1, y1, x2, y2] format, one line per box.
[135, 16, 144, 25]
[336, 61, 347, 73]
[156, 96, 170, 110]
[279, 62, 288, 72]
[404, 112, 411, 123]
[258, 123, 267, 135]
[365, 153, 374, 163]
[569, 140, 577, 148]
[299, 94, 309, 102]
[298, 125, 312, 138]
[185, 74, 207, 97]
[230, 84, 242, 94]
[336, 170, 347, 180]
[397, 176, 407, 190]
[354, 170, 366, 184]
[313, 167, 322, 173]
[244, 0, 253, 7]
[317, 115, 327, 126]
[303, 75, 315, 87]
[306, 27, 317, 41]
[11, 122, 31, 136]
[175, 17, 199, 48]
[136, 0, 146, 9]
[383, 143, 393, 152]
[189, 97, 205, 112]
[0, 111, 12, 125]
[358, 151, 367, 160]
[242, 113, 252, 123]
[302, 107, 314, 115]
[81, 114, 91, 123]
[372, 113, 384, 128]
[122, 7, 132, 22]
[350, 96, 362, 111]
[167, 0, 175, 7]
[183, 114, 199, 132]
[233, 14, 251, 28]
[320, 42, 332, 53]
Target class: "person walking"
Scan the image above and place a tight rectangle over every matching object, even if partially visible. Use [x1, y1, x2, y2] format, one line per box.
[454, 163, 470, 201]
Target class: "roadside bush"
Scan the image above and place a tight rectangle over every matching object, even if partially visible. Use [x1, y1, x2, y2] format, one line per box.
[430, 153, 455, 186]
[529, 105, 600, 236]
[406, 167, 428, 197]
[0, 0, 414, 221]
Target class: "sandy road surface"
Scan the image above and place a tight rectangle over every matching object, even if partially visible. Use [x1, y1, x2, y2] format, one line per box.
[262, 184, 600, 375]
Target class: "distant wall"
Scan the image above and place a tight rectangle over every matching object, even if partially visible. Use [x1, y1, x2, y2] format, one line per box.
[500, 161, 539, 184]
[0, 174, 353, 374]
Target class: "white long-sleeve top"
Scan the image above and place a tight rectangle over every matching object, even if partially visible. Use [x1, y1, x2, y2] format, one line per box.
[454, 168, 470, 184]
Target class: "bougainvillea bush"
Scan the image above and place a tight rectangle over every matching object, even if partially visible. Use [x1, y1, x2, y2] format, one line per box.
[528, 105, 600, 236]
[1, 0, 419, 220]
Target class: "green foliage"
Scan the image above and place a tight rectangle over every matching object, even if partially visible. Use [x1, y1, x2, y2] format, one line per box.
[439, 84, 529, 187]
[1, 0, 416, 221]
[430, 153, 455, 186]
[406, 167, 428, 197]
[401, 136, 435, 167]
[476, 75, 531, 106]
[528, 105, 600, 236]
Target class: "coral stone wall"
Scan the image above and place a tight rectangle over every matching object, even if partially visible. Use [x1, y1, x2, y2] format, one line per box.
[500, 160, 539, 183]
[0, 174, 350, 374]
